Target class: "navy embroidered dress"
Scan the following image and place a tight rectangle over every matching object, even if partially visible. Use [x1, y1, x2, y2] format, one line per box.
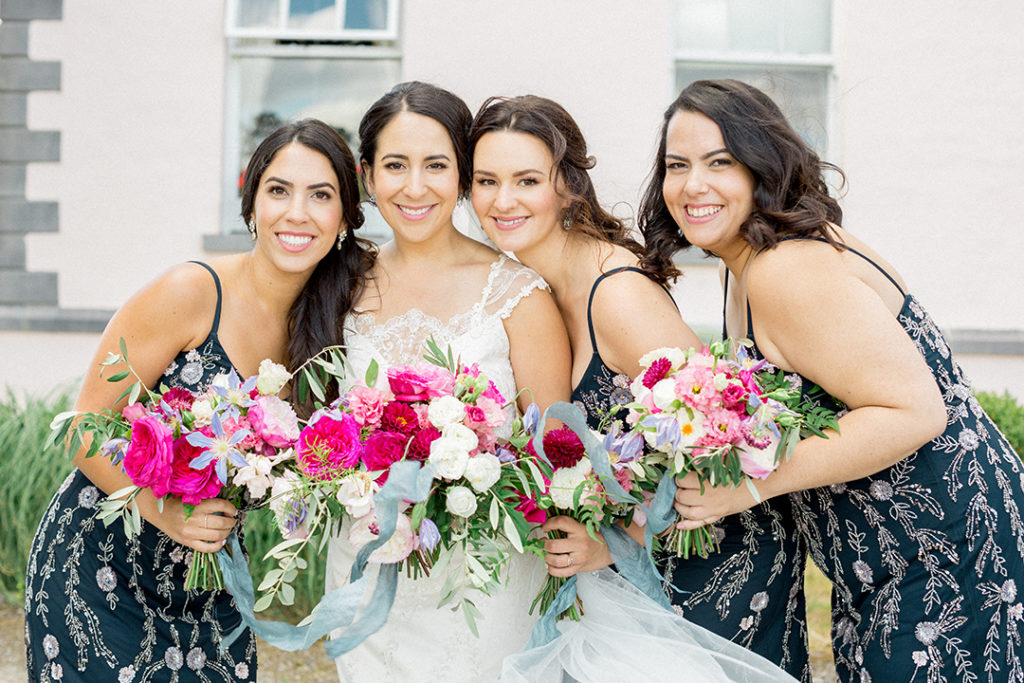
[570, 267, 811, 682]
[24, 263, 257, 683]
[737, 241, 1024, 682]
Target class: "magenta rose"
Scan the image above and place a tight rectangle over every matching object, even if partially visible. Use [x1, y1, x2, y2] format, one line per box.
[720, 382, 748, 411]
[122, 415, 175, 497]
[387, 363, 455, 402]
[167, 436, 222, 505]
[297, 412, 363, 481]
[361, 431, 409, 483]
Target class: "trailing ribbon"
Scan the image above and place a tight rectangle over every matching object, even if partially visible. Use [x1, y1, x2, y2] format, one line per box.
[216, 459, 435, 657]
[525, 401, 678, 648]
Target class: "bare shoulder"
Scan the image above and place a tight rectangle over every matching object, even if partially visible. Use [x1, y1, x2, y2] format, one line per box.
[117, 261, 222, 345]
[590, 265, 673, 311]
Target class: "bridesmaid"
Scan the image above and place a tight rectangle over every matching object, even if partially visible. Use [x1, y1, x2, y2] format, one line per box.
[642, 78, 1024, 682]
[469, 95, 809, 679]
[24, 119, 374, 682]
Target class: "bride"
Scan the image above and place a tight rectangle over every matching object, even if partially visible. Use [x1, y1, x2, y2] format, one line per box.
[324, 81, 572, 681]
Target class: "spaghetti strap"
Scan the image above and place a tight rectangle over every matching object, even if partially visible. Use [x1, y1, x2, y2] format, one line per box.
[188, 260, 224, 334]
[777, 236, 906, 297]
[584, 266, 649, 350]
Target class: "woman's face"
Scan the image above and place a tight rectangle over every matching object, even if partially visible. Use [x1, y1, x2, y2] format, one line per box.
[471, 130, 569, 257]
[252, 141, 344, 277]
[365, 110, 460, 245]
[661, 110, 755, 258]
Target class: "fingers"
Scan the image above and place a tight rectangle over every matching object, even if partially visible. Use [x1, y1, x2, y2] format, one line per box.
[544, 550, 579, 579]
[541, 515, 585, 534]
[193, 498, 240, 517]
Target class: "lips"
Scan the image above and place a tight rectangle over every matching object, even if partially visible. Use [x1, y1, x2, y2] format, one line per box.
[397, 204, 434, 220]
[686, 204, 722, 219]
[276, 232, 314, 252]
[493, 216, 527, 230]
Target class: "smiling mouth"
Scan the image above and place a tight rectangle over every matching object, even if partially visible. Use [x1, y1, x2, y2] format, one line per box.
[494, 216, 527, 228]
[686, 205, 722, 218]
[278, 234, 313, 247]
[398, 204, 432, 217]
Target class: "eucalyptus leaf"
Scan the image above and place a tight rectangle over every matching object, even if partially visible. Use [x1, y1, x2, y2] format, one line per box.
[253, 594, 274, 613]
[503, 514, 524, 553]
[488, 497, 499, 530]
[279, 582, 295, 606]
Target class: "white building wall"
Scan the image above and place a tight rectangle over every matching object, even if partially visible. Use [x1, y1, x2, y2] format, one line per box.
[4, 0, 1022, 400]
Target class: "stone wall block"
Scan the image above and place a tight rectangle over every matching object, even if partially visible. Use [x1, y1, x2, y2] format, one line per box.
[0, 129, 60, 162]
[0, 58, 60, 91]
[0, 199, 59, 232]
[0, 271, 57, 305]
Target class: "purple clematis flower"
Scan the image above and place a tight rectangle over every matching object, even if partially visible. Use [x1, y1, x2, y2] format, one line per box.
[185, 412, 250, 485]
[522, 403, 541, 436]
[418, 518, 441, 552]
[101, 437, 130, 466]
[642, 414, 682, 452]
[212, 370, 257, 420]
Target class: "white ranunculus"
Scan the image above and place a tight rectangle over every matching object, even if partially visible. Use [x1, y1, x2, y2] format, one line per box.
[638, 347, 687, 371]
[191, 397, 214, 426]
[429, 438, 471, 480]
[427, 395, 466, 429]
[548, 461, 591, 509]
[445, 485, 479, 518]
[712, 372, 731, 392]
[256, 359, 292, 396]
[336, 472, 379, 518]
[651, 378, 679, 411]
[463, 452, 502, 492]
[441, 422, 478, 452]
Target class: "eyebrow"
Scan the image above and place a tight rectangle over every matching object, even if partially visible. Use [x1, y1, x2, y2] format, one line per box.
[665, 148, 730, 162]
[472, 169, 545, 178]
[380, 153, 452, 162]
[263, 176, 337, 192]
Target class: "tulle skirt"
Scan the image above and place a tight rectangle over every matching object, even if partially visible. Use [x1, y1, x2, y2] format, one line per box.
[501, 569, 797, 682]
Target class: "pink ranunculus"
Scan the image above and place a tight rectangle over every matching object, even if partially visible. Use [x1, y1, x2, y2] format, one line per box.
[297, 412, 363, 480]
[248, 395, 300, 448]
[121, 402, 148, 424]
[122, 416, 175, 496]
[720, 382, 748, 411]
[464, 404, 486, 425]
[387, 363, 455, 402]
[361, 431, 409, 483]
[167, 436, 222, 505]
[345, 384, 390, 428]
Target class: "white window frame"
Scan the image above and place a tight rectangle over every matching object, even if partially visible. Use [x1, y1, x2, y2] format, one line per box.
[225, 0, 400, 42]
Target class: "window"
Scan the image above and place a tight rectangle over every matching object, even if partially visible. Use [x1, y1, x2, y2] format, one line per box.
[673, 0, 833, 153]
[221, 0, 401, 235]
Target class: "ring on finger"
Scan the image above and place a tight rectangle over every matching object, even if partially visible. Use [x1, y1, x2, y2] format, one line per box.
[203, 514, 208, 529]
[567, 553, 574, 568]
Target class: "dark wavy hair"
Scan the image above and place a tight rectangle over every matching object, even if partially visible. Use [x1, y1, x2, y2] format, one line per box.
[240, 118, 376, 417]
[468, 95, 658, 280]
[357, 81, 473, 198]
[638, 79, 845, 281]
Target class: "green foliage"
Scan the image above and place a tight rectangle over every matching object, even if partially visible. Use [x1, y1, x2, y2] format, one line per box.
[0, 387, 76, 603]
[977, 391, 1024, 457]
[242, 507, 325, 618]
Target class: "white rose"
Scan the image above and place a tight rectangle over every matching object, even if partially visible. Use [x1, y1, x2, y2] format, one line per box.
[639, 347, 687, 371]
[441, 422, 478, 452]
[463, 452, 502, 493]
[651, 378, 679, 411]
[427, 395, 466, 429]
[445, 485, 479, 518]
[429, 438, 471, 480]
[191, 397, 214, 426]
[336, 472, 379, 518]
[256, 359, 292, 396]
[548, 460, 591, 509]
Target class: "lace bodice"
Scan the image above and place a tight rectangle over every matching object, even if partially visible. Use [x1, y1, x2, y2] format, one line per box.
[341, 255, 547, 412]
[327, 254, 549, 682]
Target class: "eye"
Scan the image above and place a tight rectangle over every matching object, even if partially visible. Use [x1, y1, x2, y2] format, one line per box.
[384, 161, 405, 171]
[709, 157, 734, 168]
[665, 159, 688, 172]
[473, 177, 496, 187]
[427, 161, 449, 171]
[312, 190, 333, 201]
[267, 184, 288, 196]
[518, 176, 539, 186]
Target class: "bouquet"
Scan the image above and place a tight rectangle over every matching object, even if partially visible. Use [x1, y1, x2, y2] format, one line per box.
[256, 340, 544, 634]
[625, 340, 839, 558]
[49, 339, 302, 590]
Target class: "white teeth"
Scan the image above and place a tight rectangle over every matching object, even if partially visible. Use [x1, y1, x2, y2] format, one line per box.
[687, 205, 721, 218]
[278, 234, 313, 246]
[496, 217, 524, 226]
[400, 205, 430, 216]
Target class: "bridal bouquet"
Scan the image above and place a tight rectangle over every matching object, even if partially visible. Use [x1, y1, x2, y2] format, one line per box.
[257, 340, 543, 634]
[625, 340, 839, 558]
[49, 339, 302, 590]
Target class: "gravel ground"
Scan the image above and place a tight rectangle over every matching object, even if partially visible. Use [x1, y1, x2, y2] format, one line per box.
[3, 601, 836, 682]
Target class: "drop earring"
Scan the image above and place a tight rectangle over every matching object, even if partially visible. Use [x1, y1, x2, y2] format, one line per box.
[337, 230, 346, 250]
[247, 218, 257, 240]
[562, 212, 572, 231]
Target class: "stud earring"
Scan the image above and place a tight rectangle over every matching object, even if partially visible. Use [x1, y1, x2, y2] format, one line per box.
[369, 193, 377, 206]
[247, 218, 257, 240]
[337, 230, 346, 250]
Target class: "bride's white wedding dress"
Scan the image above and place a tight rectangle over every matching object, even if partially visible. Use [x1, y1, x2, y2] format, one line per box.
[326, 255, 549, 682]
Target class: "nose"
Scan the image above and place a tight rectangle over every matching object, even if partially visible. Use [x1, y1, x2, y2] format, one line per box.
[285, 194, 309, 223]
[405, 168, 427, 199]
[493, 183, 516, 212]
[682, 167, 708, 197]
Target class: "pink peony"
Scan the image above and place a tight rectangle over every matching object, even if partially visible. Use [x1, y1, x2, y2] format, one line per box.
[248, 395, 300, 448]
[387, 363, 455, 402]
[406, 427, 441, 462]
[380, 401, 419, 435]
[297, 412, 362, 480]
[361, 431, 409, 482]
[167, 436, 222, 505]
[345, 384, 390, 428]
[122, 416, 175, 497]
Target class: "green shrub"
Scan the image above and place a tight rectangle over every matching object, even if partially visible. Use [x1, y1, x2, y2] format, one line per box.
[0, 388, 76, 603]
[977, 391, 1024, 456]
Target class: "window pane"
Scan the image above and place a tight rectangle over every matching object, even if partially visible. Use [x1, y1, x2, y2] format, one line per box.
[727, 0, 782, 53]
[675, 0, 729, 52]
[288, 0, 336, 31]
[344, 0, 388, 30]
[675, 64, 829, 152]
[237, 0, 281, 29]
[234, 56, 401, 188]
[782, 0, 830, 53]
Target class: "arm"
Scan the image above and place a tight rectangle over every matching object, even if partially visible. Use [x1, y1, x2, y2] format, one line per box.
[71, 264, 241, 552]
[503, 285, 573, 413]
[674, 241, 947, 525]
[546, 272, 701, 576]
